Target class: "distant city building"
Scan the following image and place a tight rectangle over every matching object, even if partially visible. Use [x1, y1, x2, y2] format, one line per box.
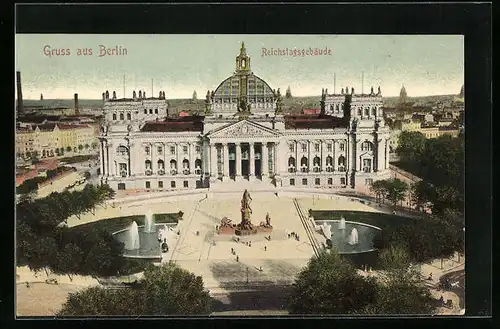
[285, 86, 292, 98]
[192, 90, 197, 102]
[459, 84, 464, 98]
[399, 85, 408, 104]
[40, 93, 43, 100]
[15, 123, 98, 160]
[98, 43, 391, 192]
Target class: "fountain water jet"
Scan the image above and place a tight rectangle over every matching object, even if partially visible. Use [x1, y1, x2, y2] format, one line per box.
[339, 217, 346, 230]
[125, 221, 140, 250]
[144, 210, 156, 233]
[348, 228, 359, 245]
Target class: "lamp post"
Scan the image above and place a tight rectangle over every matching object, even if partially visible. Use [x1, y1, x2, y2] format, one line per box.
[246, 267, 249, 284]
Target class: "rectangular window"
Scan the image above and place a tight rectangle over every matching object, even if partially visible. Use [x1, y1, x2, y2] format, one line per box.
[171, 181, 176, 188]
[154, 108, 158, 114]
[327, 144, 332, 152]
[149, 109, 153, 114]
[289, 144, 295, 152]
[328, 178, 333, 185]
[365, 178, 373, 186]
[183, 180, 188, 188]
[144, 109, 147, 114]
[301, 144, 307, 152]
[145, 181, 151, 189]
[340, 143, 345, 152]
[145, 146, 150, 155]
[157, 146, 163, 154]
[183, 146, 188, 154]
[170, 146, 175, 155]
[340, 177, 346, 185]
[315, 178, 320, 185]
[195, 145, 201, 153]
[314, 144, 320, 152]
[290, 178, 295, 186]
[158, 181, 163, 188]
[302, 178, 307, 186]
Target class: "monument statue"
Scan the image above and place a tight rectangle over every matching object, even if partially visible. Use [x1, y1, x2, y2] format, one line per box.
[237, 189, 254, 231]
[265, 213, 271, 227]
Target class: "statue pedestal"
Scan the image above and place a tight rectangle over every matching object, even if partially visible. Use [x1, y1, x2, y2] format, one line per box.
[235, 228, 258, 236]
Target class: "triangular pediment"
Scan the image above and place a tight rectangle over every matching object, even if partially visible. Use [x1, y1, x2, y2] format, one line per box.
[208, 120, 281, 138]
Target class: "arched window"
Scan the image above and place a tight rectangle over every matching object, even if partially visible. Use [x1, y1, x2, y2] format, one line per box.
[288, 157, 296, 172]
[144, 109, 147, 114]
[154, 109, 158, 114]
[127, 113, 131, 120]
[364, 108, 369, 116]
[116, 145, 128, 155]
[170, 159, 177, 174]
[330, 105, 334, 112]
[313, 156, 321, 172]
[372, 107, 377, 116]
[361, 141, 373, 152]
[338, 155, 346, 166]
[112, 113, 117, 120]
[300, 156, 308, 172]
[336, 104, 340, 113]
[195, 159, 202, 174]
[119, 113, 124, 120]
[326, 156, 333, 166]
[357, 108, 362, 116]
[145, 160, 152, 172]
[157, 159, 165, 170]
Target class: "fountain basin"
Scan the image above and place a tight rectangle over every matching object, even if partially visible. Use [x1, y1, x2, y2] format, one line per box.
[113, 223, 177, 259]
[316, 220, 381, 254]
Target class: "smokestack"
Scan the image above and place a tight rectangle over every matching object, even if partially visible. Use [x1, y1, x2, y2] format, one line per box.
[16, 71, 24, 115]
[74, 93, 79, 116]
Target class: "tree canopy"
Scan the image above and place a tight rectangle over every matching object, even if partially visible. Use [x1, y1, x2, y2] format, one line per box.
[57, 263, 212, 316]
[289, 250, 377, 314]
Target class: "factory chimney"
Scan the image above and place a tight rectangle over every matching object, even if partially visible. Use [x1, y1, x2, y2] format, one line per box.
[16, 71, 24, 115]
[74, 93, 79, 116]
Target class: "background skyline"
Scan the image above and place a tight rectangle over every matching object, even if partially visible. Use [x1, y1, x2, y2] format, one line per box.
[15, 34, 464, 99]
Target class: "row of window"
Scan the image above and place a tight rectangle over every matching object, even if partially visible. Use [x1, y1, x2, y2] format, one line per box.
[289, 177, 347, 186]
[288, 141, 373, 153]
[143, 145, 201, 156]
[356, 108, 379, 117]
[288, 156, 346, 167]
[111, 109, 159, 120]
[144, 180, 189, 189]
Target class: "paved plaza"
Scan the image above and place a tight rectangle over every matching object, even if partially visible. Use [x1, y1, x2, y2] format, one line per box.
[17, 189, 464, 315]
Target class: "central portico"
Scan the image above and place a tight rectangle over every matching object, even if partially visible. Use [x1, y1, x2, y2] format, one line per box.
[208, 119, 281, 182]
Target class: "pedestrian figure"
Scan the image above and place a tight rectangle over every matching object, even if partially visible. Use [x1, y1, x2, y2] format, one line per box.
[428, 273, 433, 280]
[288, 233, 290, 239]
[231, 248, 234, 253]
[439, 295, 444, 305]
[264, 246, 267, 251]
[249, 241, 252, 247]
[236, 255, 239, 262]
[259, 266, 262, 271]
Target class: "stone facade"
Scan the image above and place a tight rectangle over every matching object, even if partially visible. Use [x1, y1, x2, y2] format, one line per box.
[99, 43, 391, 191]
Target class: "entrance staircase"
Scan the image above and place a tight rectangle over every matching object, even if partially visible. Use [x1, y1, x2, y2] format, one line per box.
[209, 177, 276, 192]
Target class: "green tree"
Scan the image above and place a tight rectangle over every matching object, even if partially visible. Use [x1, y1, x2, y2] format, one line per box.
[91, 142, 98, 150]
[58, 286, 143, 316]
[370, 180, 390, 204]
[289, 250, 377, 314]
[78, 145, 84, 152]
[370, 246, 436, 314]
[397, 131, 426, 165]
[16, 178, 39, 195]
[52, 243, 84, 281]
[140, 263, 212, 315]
[410, 181, 437, 211]
[66, 146, 72, 152]
[385, 178, 409, 207]
[57, 263, 212, 316]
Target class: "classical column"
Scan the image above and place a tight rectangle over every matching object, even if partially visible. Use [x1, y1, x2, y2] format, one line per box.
[249, 142, 255, 179]
[223, 143, 230, 180]
[235, 142, 242, 179]
[262, 142, 268, 177]
[105, 141, 110, 177]
[128, 142, 133, 176]
[210, 144, 217, 178]
[321, 140, 325, 171]
[100, 140, 105, 176]
[274, 142, 279, 175]
[385, 138, 390, 170]
[333, 140, 338, 171]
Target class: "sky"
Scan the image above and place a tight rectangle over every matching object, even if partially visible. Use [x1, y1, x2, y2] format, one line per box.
[15, 34, 464, 99]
